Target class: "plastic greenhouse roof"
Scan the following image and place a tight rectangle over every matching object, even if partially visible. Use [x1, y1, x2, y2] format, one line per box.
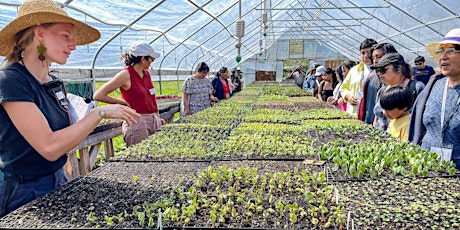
[0, 0, 459, 72]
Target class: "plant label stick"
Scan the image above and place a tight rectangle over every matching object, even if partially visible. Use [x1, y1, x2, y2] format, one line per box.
[347, 211, 351, 230]
[335, 187, 339, 205]
[158, 208, 163, 230]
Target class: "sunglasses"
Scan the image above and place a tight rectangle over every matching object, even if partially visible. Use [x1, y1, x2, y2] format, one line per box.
[415, 62, 423, 66]
[376, 66, 391, 75]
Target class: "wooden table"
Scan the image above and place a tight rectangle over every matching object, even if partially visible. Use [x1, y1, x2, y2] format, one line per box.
[64, 101, 180, 180]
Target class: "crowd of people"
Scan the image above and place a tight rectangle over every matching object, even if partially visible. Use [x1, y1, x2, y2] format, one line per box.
[0, 0, 245, 218]
[0, 0, 459, 219]
[181, 63, 243, 116]
[296, 30, 460, 172]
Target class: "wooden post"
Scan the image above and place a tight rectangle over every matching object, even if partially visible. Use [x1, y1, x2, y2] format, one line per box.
[104, 139, 114, 160]
[64, 151, 80, 181]
[78, 148, 90, 176]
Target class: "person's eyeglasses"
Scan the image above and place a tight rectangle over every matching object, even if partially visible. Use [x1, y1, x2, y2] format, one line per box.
[415, 62, 423, 66]
[376, 66, 391, 74]
[434, 48, 460, 57]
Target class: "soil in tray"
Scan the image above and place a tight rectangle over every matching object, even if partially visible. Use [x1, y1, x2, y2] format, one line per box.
[89, 161, 210, 189]
[211, 160, 326, 176]
[0, 177, 165, 228]
[337, 176, 460, 229]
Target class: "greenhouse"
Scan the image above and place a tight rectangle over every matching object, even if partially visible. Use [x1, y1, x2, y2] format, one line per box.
[0, 0, 459, 229]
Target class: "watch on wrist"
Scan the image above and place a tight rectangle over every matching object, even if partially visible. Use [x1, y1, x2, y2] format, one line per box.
[98, 110, 106, 119]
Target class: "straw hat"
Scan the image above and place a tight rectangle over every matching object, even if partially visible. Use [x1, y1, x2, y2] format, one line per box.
[426, 28, 460, 61]
[0, 0, 101, 56]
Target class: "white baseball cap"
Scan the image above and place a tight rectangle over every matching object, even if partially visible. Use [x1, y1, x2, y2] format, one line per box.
[130, 41, 161, 58]
[315, 66, 325, 76]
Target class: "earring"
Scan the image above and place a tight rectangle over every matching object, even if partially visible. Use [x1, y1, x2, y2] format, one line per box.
[37, 44, 46, 61]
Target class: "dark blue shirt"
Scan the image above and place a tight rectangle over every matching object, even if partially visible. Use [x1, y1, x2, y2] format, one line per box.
[0, 63, 69, 177]
[412, 65, 435, 85]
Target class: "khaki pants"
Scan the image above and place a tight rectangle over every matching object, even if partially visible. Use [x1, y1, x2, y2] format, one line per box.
[122, 113, 162, 147]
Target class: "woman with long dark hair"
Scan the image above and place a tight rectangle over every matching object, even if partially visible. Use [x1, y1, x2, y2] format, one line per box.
[318, 68, 337, 102]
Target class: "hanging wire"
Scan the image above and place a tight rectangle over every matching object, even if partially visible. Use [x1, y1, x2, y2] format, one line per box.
[119, 25, 123, 56]
[85, 14, 89, 53]
[416, 0, 422, 54]
[399, 0, 403, 46]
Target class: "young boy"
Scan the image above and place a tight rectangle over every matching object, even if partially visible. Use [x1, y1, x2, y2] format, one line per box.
[379, 86, 413, 141]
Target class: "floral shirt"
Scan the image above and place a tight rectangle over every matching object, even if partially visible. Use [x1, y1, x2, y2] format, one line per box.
[182, 75, 213, 115]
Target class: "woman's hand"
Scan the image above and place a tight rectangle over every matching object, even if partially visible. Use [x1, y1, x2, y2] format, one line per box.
[210, 95, 218, 102]
[96, 104, 140, 126]
[337, 98, 344, 105]
[348, 95, 359, 105]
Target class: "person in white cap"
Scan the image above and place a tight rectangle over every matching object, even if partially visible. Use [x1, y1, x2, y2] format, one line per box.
[311, 65, 325, 98]
[94, 41, 165, 147]
[0, 0, 140, 217]
[409, 28, 460, 170]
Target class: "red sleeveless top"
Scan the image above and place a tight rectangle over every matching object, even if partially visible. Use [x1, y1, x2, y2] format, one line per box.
[120, 66, 158, 114]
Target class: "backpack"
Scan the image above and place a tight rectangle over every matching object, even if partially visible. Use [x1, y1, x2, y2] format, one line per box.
[406, 79, 417, 103]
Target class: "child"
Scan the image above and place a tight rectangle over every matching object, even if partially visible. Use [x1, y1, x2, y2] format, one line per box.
[379, 86, 413, 141]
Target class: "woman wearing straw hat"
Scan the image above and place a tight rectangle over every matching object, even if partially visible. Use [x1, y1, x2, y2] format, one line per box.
[409, 28, 460, 169]
[93, 41, 166, 147]
[0, 0, 139, 217]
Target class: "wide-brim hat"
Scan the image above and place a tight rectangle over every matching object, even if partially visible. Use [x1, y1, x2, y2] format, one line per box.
[426, 28, 460, 61]
[0, 0, 101, 56]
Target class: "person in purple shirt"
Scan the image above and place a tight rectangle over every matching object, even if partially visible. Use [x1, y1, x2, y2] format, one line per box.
[412, 55, 435, 85]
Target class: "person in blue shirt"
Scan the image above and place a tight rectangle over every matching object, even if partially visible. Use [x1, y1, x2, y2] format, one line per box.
[412, 55, 435, 85]
[409, 28, 460, 169]
[0, 0, 139, 217]
[212, 67, 234, 100]
[303, 63, 321, 93]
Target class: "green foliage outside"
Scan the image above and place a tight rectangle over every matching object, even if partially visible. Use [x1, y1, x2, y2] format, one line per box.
[93, 80, 183, 167]
[95, 80, 183, 106]
[282, 59, 310, 78]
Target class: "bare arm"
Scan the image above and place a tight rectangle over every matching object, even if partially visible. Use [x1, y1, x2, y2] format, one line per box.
[93, 70, 131, 107]
[182, 91, 190, 116]
[3, 102, 139, 161]
[317, 81, 324, 100]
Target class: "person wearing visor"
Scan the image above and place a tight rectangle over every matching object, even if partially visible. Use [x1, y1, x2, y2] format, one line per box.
[370, 53, 424, 131]
[409, 28, 460, 169]
[0, 0, 139, 217]
[94, 41, 166, 147]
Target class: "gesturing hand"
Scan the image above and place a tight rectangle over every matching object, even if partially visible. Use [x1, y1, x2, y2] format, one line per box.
[96, 104, 140, 126]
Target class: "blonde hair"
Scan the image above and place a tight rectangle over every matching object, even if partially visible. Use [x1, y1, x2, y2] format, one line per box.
[1, 24, 53, 69]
